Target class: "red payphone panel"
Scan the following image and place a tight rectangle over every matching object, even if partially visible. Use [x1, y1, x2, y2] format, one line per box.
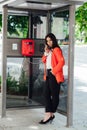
[22, 39, 34, 56]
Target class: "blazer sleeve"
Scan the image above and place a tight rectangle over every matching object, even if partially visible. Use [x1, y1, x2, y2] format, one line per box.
[52, 48, 65, 75]
[42, 55, 47, 63]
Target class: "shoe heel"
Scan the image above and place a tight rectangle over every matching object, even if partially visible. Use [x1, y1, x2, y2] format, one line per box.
[50, 115, 55, 124]
[50, 119, 53, 124]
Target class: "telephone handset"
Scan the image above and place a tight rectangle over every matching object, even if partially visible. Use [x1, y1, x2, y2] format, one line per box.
[45, 43, 52, 50]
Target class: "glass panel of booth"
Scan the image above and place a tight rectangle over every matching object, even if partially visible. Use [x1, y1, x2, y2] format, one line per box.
[6, 57, 45, 108]
[51, 9, 69, 115]
[6, 58, 29, 107]
[51, 10, 69, 45]
[7, 15, 29, 38]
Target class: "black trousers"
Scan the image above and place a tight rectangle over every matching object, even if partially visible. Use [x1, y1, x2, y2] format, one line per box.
[44, 69, 60, 113]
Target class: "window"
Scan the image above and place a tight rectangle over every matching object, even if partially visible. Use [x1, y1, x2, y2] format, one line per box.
[7, 15, 29, 38]
[32, 14, 47, 39]
[51, 10, 69, 44]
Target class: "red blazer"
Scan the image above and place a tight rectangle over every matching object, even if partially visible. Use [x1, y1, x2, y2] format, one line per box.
[42, 47, 65, 83]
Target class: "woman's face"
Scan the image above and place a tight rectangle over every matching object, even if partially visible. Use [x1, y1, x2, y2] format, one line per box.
[46, 37, 53, 47]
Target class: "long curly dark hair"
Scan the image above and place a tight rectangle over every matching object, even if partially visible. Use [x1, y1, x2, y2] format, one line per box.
[45, 33, 60, 49]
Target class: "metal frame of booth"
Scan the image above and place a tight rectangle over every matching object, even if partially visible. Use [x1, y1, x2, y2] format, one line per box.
[0, 1, 77, 127]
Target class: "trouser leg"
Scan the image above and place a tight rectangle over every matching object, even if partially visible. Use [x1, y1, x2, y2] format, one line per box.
[44, 71, 60, 113]
[49, 72, 60, 112]
[44, 77, 53, 112]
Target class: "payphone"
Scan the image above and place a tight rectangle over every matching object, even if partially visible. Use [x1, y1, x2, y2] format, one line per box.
[22, 39, 34, 56]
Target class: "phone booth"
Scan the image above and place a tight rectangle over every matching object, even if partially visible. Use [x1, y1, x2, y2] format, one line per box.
[0, 0, 80, 127]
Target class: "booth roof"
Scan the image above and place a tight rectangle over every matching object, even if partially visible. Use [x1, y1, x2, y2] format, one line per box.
[0, 0, 86, 12]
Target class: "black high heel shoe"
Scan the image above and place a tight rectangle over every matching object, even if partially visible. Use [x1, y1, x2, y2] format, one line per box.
[39, 117, 52, 124]
[39, 115, 55, 124]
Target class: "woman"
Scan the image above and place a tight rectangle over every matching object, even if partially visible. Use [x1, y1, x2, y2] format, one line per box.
[39, 33, 65, 124]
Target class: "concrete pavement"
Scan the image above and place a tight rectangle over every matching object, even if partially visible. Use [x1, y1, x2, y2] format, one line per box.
[0, 105, 86, 130]
[0, 108, 83, 130]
